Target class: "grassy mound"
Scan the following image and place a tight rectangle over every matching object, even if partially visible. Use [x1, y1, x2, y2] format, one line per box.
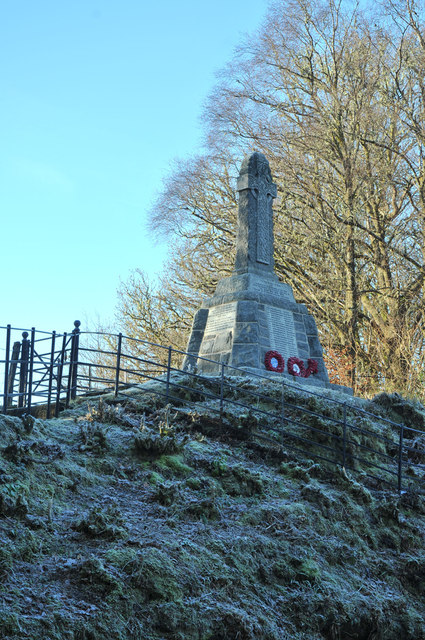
[0, 382, 424, 639]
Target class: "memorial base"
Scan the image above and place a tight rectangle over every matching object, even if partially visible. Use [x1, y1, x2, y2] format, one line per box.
[183, 271, 352, 394]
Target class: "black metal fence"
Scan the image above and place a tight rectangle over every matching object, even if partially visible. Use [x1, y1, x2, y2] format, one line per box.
[1, 322, 81, 417]
[1, 322, 424, 495]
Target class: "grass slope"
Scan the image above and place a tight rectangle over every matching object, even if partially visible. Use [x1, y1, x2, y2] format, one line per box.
[0, 380, 425, 640]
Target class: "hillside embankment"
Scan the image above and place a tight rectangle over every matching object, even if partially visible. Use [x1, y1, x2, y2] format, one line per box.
[0, 377, 425, 639]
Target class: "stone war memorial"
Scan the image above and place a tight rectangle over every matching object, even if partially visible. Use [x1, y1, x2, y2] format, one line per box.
[184, 151, 352, 394]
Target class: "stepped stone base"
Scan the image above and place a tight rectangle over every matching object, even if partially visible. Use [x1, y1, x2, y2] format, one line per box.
[183, 271, 352, 395]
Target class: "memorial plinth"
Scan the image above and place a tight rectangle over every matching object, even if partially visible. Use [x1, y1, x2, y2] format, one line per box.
[183, 152, 352, 393]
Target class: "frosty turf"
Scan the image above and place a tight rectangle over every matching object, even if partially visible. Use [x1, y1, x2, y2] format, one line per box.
[1, 384, 425, 639]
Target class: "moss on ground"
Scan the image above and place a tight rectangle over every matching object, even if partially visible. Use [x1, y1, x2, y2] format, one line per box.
[0, 386, 425, 639]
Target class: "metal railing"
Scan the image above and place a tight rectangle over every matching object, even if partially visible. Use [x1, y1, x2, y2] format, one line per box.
[1, 323, 424, 495]
[1, 322, 81, 417]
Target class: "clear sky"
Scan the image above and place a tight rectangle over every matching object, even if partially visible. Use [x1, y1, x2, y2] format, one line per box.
[1, 0, 268, 334]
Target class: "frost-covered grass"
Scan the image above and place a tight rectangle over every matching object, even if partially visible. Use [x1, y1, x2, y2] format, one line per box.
[0, 384, 425, 639]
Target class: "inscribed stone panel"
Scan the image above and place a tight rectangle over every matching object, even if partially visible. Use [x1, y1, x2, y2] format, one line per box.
[203, 302, 237, 336]
[266, 306, 298, 358]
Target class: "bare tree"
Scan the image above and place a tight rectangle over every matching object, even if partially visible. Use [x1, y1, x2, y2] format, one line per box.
[111, 0, 425, 398]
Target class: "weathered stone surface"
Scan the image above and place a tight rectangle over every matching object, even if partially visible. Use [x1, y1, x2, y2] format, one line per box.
[297, 345, 310, 358]
[191, 309, 209, 331]
[199, 339, 215, 354]
[231, 343, 260, 369]
[235, 300, 259, 323]
[304, 315, 319, 336]
[209, 331, 233, 354]
[213, 272, 295, 303]
[308, 336, 324, 358]
[182, 152, 351, 394]
[184, 309, 209, 369]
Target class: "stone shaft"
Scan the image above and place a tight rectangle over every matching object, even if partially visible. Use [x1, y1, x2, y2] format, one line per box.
[235, 152, 277, 275]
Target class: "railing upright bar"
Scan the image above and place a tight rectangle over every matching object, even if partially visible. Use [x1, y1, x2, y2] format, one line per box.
[65, 362, 71, 408]
[27, 327, 36, 414]
[7, 341, 21, 407]
[114, 333, 123, 397]
[220, 362, 225, 423]
[55, 333, 67, 418]
[281, 380, 285, 429]
[2, 325, 11, 414]
[18, 332, 30, 408]
[66, 326, 74, 407]
[165, 346, 172, 403]
[67, 320, 81, 406]
[398, 425, 404, 494]
[46, 331, 56, 419]
[71, 321, 80, 400]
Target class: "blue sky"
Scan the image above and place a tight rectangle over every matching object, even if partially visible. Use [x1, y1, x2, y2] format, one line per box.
[0, 0, 268, 334]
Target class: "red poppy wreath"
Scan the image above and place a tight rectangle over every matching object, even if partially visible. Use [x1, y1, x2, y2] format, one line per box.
[287, 356, 305, 377]
[264, 350, 285, 373]
[287, 356, 319, 378]
[306, 358, 319, 376]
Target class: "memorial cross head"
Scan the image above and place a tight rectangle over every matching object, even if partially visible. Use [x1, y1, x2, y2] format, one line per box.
[235, 152, 277, 272]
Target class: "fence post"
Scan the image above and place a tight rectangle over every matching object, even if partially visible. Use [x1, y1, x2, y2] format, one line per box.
[55, 332, 67, 417]
[281, 380, 285, 430]
[114, 333, 123, 397]
[18, 332, 30, 408]
[66, 321, 80, 406]
[398, 425, 404, 494]
[220, 362, 225, 424]
[2, 325, 11, 414]
[7, 341, 21, 407]
[27, 327, 35, 414]
[165, 346, 172, 403]
[46, 331, 56, 419]
[70, 320, 81, 400]
[342, 403, 347, 468]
